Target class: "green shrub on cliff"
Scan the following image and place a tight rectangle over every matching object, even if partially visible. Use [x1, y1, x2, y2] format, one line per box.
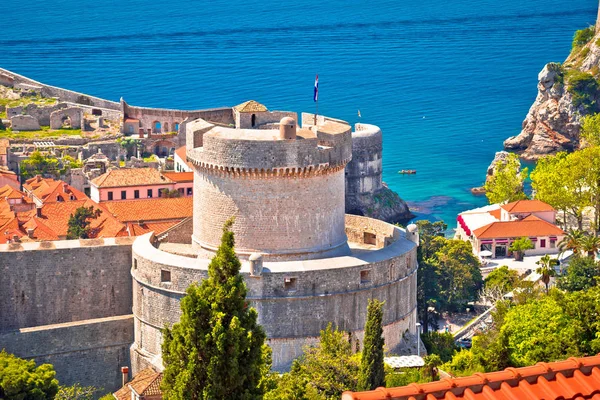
[572, 26, 595, 50]
[565, 69, 600, 113]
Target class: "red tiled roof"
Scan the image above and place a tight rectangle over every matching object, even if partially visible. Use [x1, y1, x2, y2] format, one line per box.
[160, 171, 193, 182]
[0, 170, 18, 181]
[501, 199, 555, 213]
[103, 197, 192, 223]
[24, 178, 88, 203]
[174, 146, 193, 169]
[473, 215, 564, 239]
[34, 200, 126, 239]
[114, 367, 163, 400]
[126, 220, 181, 236]
[91, 168, 174, 188]
[0, 184, 26, 200]
[342, 355, 600, 400]
[488, 208, 502, 220]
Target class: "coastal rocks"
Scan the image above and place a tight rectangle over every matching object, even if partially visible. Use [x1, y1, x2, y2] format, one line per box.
[347, 184, 414, 224]
[504, 63, 581, 160]
[471, 151, 512, 195]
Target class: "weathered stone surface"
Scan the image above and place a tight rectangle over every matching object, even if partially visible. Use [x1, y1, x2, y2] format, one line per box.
[504, 28, 600, 160]
[50, 106, 84, 129]
[10, 114, 40, 131]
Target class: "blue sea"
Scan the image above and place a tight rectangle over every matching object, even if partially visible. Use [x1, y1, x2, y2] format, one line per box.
[1, 0, 597, 226]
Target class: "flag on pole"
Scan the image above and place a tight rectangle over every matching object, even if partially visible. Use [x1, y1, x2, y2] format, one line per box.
[314, 74, 319, 102]
[358, 109, 361, 118]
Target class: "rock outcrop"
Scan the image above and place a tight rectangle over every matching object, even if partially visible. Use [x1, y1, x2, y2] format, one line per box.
[504, 26, 600, 160]
[471, 151, 514, 194]
[347, 184, 414, 224]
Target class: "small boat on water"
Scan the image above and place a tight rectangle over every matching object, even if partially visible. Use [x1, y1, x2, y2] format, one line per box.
[398, 169, 417, 175]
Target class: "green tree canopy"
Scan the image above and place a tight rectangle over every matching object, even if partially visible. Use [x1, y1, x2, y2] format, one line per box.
[358, 299, 385, 391]
[484, 266, 520, 293]
[535, 255, 558, 294]
[161, 219, 269, 400]
[0, 350, 59, 400]
[265, 324, 360, 400]
[421, 331, 456, 363]
[484, 153, 528, 204]
[55, 384, 99, 400]
[557, 255, 600, 292]
[66, 206, 102, 239]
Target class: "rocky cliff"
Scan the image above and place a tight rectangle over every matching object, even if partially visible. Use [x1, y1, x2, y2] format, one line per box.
[504, 25, 600, 160]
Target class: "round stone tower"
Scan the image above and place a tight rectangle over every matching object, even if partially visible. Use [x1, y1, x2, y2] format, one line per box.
[188, 116, 353, 260]
[345, 123, 383, 200]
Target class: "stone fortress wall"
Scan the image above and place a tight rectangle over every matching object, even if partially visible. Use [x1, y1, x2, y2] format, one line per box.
[0, 238, 135, 392]
[131, 215, 418, 371]
[130, 109, 419, 373]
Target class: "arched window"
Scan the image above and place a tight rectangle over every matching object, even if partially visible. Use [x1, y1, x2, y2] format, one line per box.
[163, 122, 169, 133]
[174, 122, 180, 132]
[153, 121, 161, 133]
[128, 125, 134, 134]
[251, 114, 256, 127]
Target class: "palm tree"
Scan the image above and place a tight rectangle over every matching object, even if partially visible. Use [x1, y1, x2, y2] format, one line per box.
[558, 230, 584, 257]
[536, 255, 558, 294]
[579, 234, 600, 258]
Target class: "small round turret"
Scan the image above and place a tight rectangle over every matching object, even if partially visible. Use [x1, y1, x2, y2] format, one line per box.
[279, 116, 296, 139]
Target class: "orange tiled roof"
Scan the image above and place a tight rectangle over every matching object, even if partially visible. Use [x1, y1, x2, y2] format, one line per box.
[488, 208, 502, 220]
[234, 100, 267, 113]
[160, 171, 193, 183]
[0, 170, 18, 181]
[114, 367, 163, 400]
[91, 168, 174, 188]
[342, 355, 600, 400]
[174, 146, 193, 169]
[126, 220, 181, 236]
[34, 200, 126, 238]
[24, 178, 88, 203]
[103, 197, 192, 223]
[0, 184, 26, 200]
[501, 199, 555, 213]
[473, 215, 564, 239]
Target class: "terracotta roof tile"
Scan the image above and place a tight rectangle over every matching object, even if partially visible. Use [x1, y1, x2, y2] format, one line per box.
[91, 168, 174, 188]
[34, 200, 126, 238]
[121, 367, 163, 397]
[473, 215, 564, 239]
[103, 197, 192, 223]
[24, 178, 88, 203]
[488, 208, 502, 220]
[0, 185, 26, 200]
[501, 199, 555, 213]
[160, 171, 193, 182]
[233, 100, 267, 113]
[0, 170, 18, 181]
[342, 355, 600, 400]
[127, 220, 181, 236]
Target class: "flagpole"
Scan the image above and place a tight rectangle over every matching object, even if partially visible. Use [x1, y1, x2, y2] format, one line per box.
[313, 74, 319, 126]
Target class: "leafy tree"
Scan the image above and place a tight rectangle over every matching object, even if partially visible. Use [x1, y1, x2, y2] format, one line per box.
[0, 350, 59, 400]
[508, 237, 533, 261]
[20, 151, 60, 179]
[67, 206, 102, 239]
[580, 113, 600, 147]
[117, 137, 140, 158]
[265, 324, 360, 400]
[553, 286, 600, 354]
[434, 239, 483, 310]
[535, 255, 558, 294]
[440, 349, 484, 377]
[56, 384, 99, 400]
[161, 219, 268, 400]
[558, 230, 585, 257]
[580, 234, 600, 258]
[358, 300, 385, 391]
[416, 220, 447, 331]
[484, 153, 528, 204]
[499, 296, 582, 366]
[422, 354, 442, 382]
[557, 255, 600, 292]
[484, 266, 519, 293]
[421, 331, 456, 363]
[565, 69, 600, 112]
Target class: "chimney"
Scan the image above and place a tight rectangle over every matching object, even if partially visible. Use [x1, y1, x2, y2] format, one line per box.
[63, 183, 68, 193]
[138, 220, 144, 226]
[36, 206, 42, 217]
[121, 366, 129, 387]
[27, 228, 34, 238]
[12, 234, 19, 242]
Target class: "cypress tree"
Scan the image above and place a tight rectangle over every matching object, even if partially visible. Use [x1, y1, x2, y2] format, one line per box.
[357, 299, 385, 391]
[161, 218, 269, 400]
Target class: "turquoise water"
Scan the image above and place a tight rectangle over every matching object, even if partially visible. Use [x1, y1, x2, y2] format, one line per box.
[1, 0, 597, 225]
